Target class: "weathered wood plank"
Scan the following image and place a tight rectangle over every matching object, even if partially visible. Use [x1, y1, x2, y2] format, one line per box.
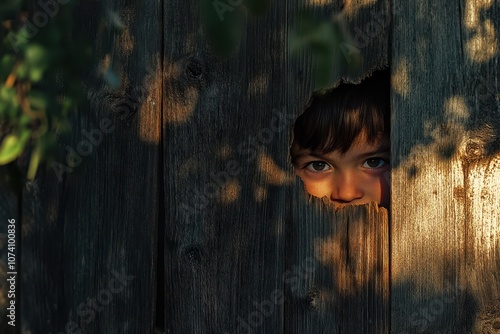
[285, 200, 389, 334]
[284, 0, 391, 332]
[20, 0, 161, 332]
[162, 0, 289, 333]
[391, 0, 500, 332]
[0, 167, 19, 334]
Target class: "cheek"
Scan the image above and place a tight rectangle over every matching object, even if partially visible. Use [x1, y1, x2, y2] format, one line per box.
[296, 173, 332, 198]
[362, 173, 390, 205]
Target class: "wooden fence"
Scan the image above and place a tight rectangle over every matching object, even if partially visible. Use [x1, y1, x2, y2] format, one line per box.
[0, 0, 499, 333]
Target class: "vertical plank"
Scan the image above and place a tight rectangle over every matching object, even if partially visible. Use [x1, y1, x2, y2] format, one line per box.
[285, 201, 389, 333]
[391, 0, 500, 332]
[163, 0, 288, 332]
[285, 0, 391, 332]
[0, 168, 19, 334]
[20, 0, 161, 332]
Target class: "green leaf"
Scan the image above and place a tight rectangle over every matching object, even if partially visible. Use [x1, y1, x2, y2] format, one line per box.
[16, 62, 28, 79]
[27, 141, 42, 180]
[24, 44, 51, 82]
[28, 67, 44, 82]
[0, 54, 16, 80]
[24, 44, 50, 65]
[0, 131, 30, 165]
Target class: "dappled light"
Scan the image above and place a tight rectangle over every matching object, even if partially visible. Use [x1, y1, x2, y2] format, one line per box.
[253, 185, 268, 203]
[117, 26, 135, 56]
[391, 58, 410, 97]
[164, 62, 200, 124]
[246, 73, 269, 98]
[137, 59, 161, 143]
[343, 0, 378, 16]
[257, 151, 293, 186]
[464, 0, 498, 62]
[391, 96, 470, 288]
[217, 143, 232, 159]
[2, 0, 498, 332]
[313, 203, 387, 296]
[218, 179, 241, 204]
[464, 153, 500, 302]
[306, 0, 334, 7]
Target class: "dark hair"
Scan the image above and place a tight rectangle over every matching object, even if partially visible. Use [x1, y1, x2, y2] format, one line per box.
[290, 70, 390, 165]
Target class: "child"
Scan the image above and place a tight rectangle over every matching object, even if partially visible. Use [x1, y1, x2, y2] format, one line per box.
[290, 70, 390, 208]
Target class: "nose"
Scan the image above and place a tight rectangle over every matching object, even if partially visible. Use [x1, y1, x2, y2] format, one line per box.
[330, 171, 363, 204]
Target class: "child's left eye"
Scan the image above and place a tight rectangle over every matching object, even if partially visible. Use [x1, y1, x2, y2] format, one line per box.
[362, 158, 387, 169]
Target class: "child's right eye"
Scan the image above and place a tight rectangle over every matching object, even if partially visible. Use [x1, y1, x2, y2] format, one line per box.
[305, 161, 331, 172]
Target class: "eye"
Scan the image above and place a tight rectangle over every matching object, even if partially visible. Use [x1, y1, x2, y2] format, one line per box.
[362, 158, 388, 169]
[305, 161, 331, 172]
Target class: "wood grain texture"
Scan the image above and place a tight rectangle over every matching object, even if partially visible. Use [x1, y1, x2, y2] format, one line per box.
[163, 0, 391, 332]
[391, 0, 500, 332]
[0, 169, 18, 334]
[285, 0, 391, 333]
[19, 0, 161, 332]
[162, 0, 288, 332]
[285, 200, 389, 334]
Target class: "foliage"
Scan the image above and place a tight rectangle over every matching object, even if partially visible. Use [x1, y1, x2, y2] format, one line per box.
[199, 1, 361, 88]
[289, 12, 362, 88]
[0, 0, 93, 183]
[199, 0, 271, 55]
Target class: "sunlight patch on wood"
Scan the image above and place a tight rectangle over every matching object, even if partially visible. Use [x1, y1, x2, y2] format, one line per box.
[306, 0, 332, 6]
[314, 235, 364, 296]
[118, 27, 135, 56]
[392, 59, 410, 97]
[464, 154, 500, 302]
[464, 0, 494, 29]
[313, 203, 387, 298]
[253, 185, 268, 203]
[343, 0, 378, 16]
[99, 54, 111, 74]
[164, 62, 199, 124]
[217, 144, 232, 160]
[444, 96, 469, 122]
[257, 152, 294, 185]
[391, 155, 466, 292]
[218, 179, 240, 204]
[247, 73, 269, 98]
[464, 0, 498, 62]
[138, 63, 161, 143]
[391, 96, 475, 291]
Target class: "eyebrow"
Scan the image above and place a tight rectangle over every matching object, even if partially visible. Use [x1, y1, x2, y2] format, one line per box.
[293, 146, 390, 165]
[354, 147, 390, 160]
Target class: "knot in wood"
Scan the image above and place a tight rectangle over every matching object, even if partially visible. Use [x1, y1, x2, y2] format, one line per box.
[304, 287, 319, 311]
[183, 57, 207, 88]
[182, 245, 202, 265]
[186, 60, 203, 79]
[465, 141, 483, 160]
[102, 92, 141, 124]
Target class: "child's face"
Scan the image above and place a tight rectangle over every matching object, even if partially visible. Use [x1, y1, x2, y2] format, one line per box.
[293, 134, 390, 208]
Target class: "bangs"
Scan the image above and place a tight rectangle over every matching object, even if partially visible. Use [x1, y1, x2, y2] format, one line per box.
[291, 70, 390, 162]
